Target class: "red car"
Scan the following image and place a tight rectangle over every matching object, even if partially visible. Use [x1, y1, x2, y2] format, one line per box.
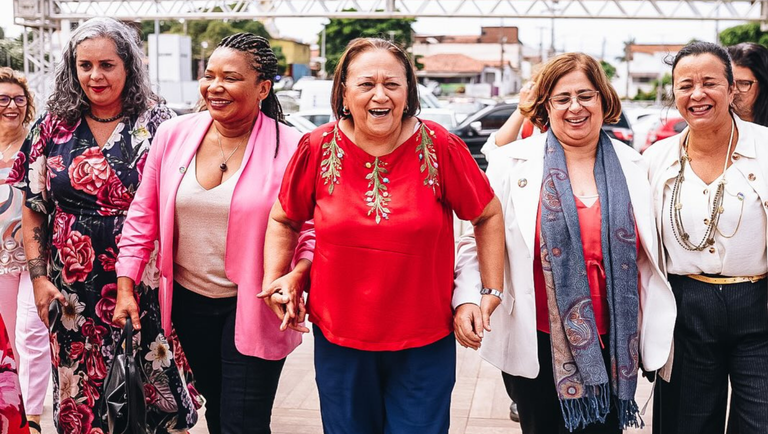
[641, 117, 687, 153]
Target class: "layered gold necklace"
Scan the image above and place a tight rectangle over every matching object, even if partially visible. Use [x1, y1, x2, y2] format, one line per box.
[669, 118, 735, 251]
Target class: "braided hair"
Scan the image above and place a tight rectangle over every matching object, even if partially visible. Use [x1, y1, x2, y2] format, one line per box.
[218, 33, 284, 157]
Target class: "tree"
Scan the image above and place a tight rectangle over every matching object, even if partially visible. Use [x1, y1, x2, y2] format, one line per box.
[320, 10, 416, 76]
[633, 73, 672, 102]
[719, 23, 768, 47]
[600, 60, 616, 81]
[138, 19, 283, 77]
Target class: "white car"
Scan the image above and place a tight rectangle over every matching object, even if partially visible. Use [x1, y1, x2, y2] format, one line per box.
[418, 108, 458, 129]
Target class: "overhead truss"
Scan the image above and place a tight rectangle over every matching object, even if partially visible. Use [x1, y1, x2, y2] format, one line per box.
[15, 0, 768, 22]
[12, 0, 768, 100]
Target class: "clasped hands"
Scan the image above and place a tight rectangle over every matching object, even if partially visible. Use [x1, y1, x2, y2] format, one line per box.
[258, 264, 310, 333]
[453, 294, 501, 350]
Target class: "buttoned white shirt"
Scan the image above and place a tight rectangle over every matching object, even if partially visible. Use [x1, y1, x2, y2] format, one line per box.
[645, 115, 768, 277]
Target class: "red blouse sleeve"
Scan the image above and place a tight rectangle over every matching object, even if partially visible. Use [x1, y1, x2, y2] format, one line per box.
[440, 133, 495, 221]
[278, 132, 317, 222]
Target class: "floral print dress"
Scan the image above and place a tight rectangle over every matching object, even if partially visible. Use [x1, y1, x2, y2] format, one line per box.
[9, 106, 199, 434]
[0, 312, 29, 434]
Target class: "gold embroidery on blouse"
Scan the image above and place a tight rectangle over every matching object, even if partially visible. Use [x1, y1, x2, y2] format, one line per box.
[320, 126, 344, 194]
[365, 157, 391, 224]
[416, 123, 439, 193]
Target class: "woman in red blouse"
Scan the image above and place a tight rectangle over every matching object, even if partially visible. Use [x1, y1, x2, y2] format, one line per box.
[261, 38, 504, 433]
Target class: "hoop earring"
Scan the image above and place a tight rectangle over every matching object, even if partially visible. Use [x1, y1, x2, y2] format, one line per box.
[342, 106, 350, 116]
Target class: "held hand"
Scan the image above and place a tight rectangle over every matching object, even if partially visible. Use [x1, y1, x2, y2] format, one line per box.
[258, 271, 309, 333]
[113, 283, 141, 330]
[480, 294, 502, 332]
[453, 303, 484, 350]
[32, 278, 66, 329]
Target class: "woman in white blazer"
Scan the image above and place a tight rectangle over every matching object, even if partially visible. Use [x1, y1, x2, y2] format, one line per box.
[644, 41, 768, 434]
[454, 52, 676, 434]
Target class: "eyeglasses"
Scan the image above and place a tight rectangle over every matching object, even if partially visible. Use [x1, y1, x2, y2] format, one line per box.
[548, 90, 600, 110]
[735, 80, 757, 92]
[0, 95, 28, 107]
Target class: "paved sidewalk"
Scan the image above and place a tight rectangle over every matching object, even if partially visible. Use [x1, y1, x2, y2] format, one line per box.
[40, 334, 655, 433]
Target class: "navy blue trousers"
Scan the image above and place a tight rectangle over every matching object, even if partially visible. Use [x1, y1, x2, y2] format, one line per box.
[653, 275, 768, 434]
[313, 328, 456, 434]
[172, 282, 286, 434]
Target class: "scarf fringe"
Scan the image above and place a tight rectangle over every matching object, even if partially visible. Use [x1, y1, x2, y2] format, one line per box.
[560, 383, 610, 432]
[617, 398, 644, 430]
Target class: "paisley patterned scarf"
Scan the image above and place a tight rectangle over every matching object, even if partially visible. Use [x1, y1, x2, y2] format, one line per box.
[539, 129, 641, 431]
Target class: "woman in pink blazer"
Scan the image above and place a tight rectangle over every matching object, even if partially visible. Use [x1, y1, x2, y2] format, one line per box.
[113, 33, 313, 434]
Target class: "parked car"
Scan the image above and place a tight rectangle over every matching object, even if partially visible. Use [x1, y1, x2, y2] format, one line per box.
[451, 104, 636, 170]
[290, 108, 334, 128]
[602, 111, 634, 148]
[445, 99, 486, 123]
[642, 117, 687, 153]
[450, 103, 518, 170]
[284, 113, 318, 134]
[419, 108, 458, 129]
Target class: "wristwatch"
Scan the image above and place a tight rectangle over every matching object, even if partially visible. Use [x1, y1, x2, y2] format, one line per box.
[480, 287, 503, 300]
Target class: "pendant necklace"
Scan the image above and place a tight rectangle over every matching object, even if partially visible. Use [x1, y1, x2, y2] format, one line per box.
[0, 132, 24, 160]
[669, 118, 735, 251]
[215, 126, 250, 172]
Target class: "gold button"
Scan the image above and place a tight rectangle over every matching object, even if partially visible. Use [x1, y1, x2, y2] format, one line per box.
[749, 173, 756, 181]
[709, 247, 716, 254]
[365, 162, 372, 169]
[703, 189, 708, 195]
[733, 154, 740, 160]
[704, 218, 710, 225]
[518, 178, 528, 188]
[765, 201, 768, 207]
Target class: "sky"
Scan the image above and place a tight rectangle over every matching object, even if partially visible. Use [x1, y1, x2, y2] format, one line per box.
[0, 1, 747, 62]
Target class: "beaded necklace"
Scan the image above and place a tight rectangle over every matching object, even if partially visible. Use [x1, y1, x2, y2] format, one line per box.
[669, 118, 735, 251]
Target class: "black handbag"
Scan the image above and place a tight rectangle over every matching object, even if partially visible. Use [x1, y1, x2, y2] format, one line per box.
[103, 317, 149, 434]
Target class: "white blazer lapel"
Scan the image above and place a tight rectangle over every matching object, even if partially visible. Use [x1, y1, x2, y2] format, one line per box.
[508, 144, 545, 259]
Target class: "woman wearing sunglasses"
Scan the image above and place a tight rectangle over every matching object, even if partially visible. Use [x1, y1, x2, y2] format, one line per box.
[454, 52, 675, 434]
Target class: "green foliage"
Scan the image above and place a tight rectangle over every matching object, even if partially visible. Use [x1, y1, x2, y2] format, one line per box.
[139, 18, 285, 76]
[0, 29, 26, 71]
[633, 73, 672, 101]
[320, 10, 416, 75]
[719, 23, 768, 47]
[600, 60, 616, 81]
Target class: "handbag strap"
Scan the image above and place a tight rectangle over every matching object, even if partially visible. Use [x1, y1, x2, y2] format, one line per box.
[123, 317, 133, 355]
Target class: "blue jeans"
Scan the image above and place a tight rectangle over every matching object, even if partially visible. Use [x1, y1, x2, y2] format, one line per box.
[653, 275, 768, 434]
[313, 328, 456, 434]
[172, 282, 286, 434]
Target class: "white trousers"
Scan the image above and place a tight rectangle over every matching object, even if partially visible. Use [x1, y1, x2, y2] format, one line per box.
[0, 270, 51, 414]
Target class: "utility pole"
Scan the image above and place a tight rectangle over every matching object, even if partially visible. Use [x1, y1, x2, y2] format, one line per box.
[320, 26, 327, 79]
[500, 35, 506, 96]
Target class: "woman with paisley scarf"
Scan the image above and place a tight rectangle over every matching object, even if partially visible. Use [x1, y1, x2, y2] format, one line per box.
[454, 52, 676, 433]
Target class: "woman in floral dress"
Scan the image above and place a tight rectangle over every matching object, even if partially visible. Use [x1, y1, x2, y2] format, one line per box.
[9, 18, 198, 434]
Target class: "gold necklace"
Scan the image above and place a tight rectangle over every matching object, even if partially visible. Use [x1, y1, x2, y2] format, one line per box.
[669, 118, 735, 251]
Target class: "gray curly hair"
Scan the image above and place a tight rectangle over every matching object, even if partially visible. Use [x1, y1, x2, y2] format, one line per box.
[47, 17, 157, 125]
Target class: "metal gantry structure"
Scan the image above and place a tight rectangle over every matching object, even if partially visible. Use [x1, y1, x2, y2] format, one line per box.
[11, 0, 768, 96]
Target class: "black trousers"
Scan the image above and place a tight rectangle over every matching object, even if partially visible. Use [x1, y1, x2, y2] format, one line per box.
[502, 331, 620, 434]
[653, 275, 768, 434]
[171, 282, 286, 434]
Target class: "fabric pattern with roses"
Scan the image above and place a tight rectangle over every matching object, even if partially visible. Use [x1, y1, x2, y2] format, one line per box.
[0, 312, 30, 434]
[11, 106, 200, 434]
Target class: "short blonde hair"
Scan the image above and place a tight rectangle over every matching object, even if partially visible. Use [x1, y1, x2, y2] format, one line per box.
[520, 53, 621, 130]
[0, 67, 36, 126]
